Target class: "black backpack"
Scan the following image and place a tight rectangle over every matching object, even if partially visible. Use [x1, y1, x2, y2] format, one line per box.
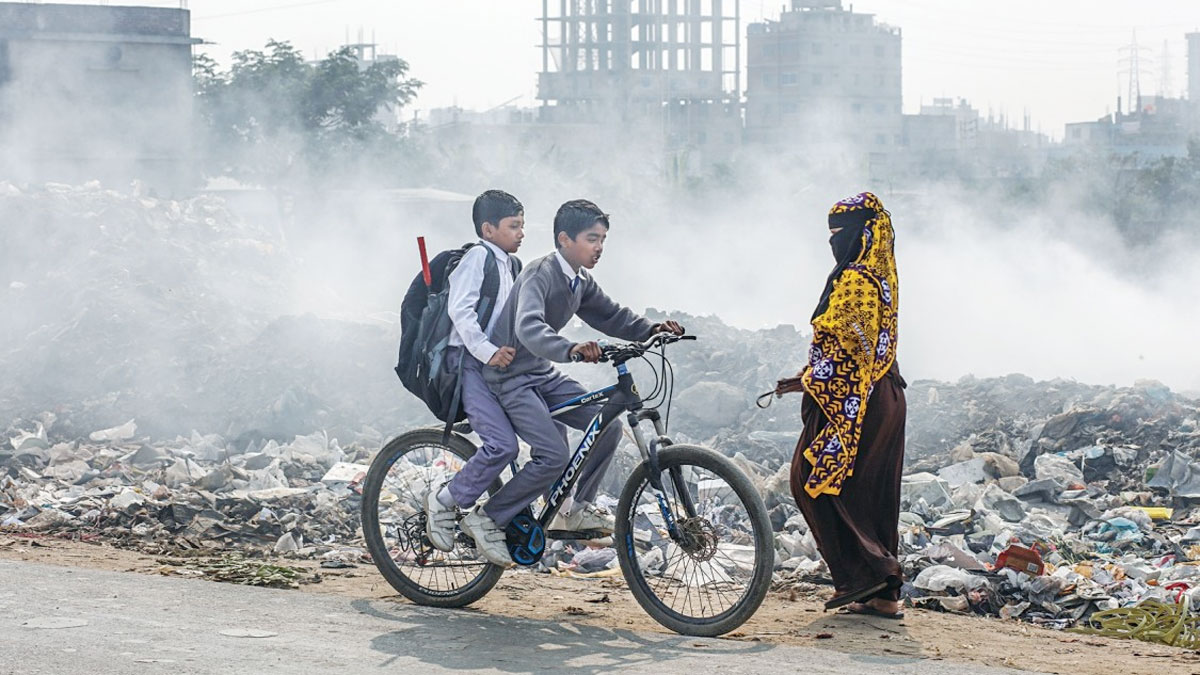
[395, 242, 521, 424]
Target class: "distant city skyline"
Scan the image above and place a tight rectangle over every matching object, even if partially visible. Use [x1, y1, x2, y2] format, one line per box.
[181, 0, 1200, 138]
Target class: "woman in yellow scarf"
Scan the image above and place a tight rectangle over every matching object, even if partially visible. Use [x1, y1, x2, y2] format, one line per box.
[787, 192, 908, 619]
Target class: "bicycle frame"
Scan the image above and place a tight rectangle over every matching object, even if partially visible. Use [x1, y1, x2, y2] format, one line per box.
[536, 361, 695, 540]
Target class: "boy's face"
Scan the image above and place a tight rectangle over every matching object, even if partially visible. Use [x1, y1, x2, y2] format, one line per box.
[482, 213, 525, 254]
[558, 221, 607, 271]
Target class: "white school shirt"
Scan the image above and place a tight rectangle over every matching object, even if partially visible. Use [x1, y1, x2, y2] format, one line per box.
[447, 240, 516, 364]
[554, 250, 585, 293]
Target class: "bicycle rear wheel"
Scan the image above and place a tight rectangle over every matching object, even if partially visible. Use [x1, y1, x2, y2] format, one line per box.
[614, 444, 773, 637]
[360, 428, 504, 607]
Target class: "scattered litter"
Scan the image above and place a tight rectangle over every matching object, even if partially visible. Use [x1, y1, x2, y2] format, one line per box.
[1071, 600, 1200, 649]
[159, 556, 309, 589]
[759, 375, 1200, 637]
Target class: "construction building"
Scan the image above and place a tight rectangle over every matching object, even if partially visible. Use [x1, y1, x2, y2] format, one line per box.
[0, 2, 201, 193]
[745, 0, 902, 160]
[536, 0, 743, 178]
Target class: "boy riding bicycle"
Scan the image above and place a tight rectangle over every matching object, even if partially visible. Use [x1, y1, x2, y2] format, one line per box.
[479, 199, 684, 546]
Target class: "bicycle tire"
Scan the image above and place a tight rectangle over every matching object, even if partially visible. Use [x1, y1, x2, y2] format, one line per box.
[361, 428, 505, 608]
[614, 444, 773, 637]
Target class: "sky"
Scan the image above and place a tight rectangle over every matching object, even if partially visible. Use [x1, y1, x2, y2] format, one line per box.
[175, 0, 1200, 138]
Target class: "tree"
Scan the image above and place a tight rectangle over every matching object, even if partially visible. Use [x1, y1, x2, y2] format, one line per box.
[193, 40, 423, 187]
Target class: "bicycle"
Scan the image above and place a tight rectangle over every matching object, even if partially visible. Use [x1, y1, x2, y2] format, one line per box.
[361, 332, 773, 637]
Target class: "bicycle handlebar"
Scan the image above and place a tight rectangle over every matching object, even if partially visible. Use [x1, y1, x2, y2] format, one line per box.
[569, 331, 696, 363]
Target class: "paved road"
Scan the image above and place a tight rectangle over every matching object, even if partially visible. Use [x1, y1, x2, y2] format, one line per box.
[0, 560, 1040, 674]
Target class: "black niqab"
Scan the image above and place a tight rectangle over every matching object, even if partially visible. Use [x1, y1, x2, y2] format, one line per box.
[811, 209, 873, 321]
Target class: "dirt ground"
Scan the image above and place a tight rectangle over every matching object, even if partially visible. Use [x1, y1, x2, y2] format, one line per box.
[1, 533, 1195, 675]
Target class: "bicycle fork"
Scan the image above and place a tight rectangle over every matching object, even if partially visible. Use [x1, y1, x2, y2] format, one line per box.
[627, 410, 698, 546]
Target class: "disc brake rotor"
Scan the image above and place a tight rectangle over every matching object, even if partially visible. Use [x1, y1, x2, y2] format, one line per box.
[677, 516, 719, 562]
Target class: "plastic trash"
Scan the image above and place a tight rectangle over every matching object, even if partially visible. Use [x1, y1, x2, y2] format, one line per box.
[913, 564, 989, 593]
[1034, 454, 1084, 487]
[994, 544, 1045, 576]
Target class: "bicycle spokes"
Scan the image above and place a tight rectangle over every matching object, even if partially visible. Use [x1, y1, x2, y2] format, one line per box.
[375, 443, 490, 592]
[628, 462, 761, 619]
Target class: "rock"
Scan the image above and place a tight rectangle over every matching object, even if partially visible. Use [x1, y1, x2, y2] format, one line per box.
[979, 452, 1020, 479]
[125, 445, 170, 467]
[109, 489, 144, 512]
[273, 531, 303, 554]
[163, 457, 204, 488]
[901, 472, 954, 509]
[199, 464, 236, 492]
[24, 508, 75, 530]
[1034, 454, 1085, 487]
[938, 458, 988, 486]
[1012, 478, 1063, 502]
[949, 441, 975, 463]
[996, 476, 1028, 493]
[768, 503, 791, 531]
[975, 483, 1026, 523]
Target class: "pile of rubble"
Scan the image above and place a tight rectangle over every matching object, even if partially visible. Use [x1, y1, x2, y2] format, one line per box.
[1, 414, 374, 563]
[764, 377, 1200, 635]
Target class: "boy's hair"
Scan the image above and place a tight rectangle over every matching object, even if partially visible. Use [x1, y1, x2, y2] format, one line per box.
[472, 190, 524, 237]
[553, 199, 609, 248]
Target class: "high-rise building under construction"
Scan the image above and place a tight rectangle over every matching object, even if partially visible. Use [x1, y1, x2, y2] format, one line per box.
[537, 1, 742, 177]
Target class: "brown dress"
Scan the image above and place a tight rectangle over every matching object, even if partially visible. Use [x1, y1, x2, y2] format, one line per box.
[789, 364, 907, 602]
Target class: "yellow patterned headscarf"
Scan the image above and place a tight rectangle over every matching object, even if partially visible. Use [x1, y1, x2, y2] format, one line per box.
[800, 192, 899, 498]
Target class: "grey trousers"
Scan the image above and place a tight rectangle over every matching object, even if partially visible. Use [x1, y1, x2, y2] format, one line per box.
[482, 369, 621, 528]
[445, 347, 520, 510]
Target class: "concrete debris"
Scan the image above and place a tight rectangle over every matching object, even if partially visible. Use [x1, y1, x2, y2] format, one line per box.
[938, 458, 988, 487]
[0, 416, 372, 561]
[752, 374, 1200, 632]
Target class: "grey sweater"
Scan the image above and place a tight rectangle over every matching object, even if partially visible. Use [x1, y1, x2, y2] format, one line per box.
[483, 252, 655, 384]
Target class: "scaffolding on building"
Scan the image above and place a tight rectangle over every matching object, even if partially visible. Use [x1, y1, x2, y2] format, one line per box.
[537, 0, 740, 117]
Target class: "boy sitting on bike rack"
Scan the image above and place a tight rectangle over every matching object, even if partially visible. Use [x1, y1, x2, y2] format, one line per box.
[423, 190, 526, 568]
[480, 199, 684, 542]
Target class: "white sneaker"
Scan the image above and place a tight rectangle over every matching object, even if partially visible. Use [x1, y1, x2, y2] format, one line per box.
[459, 507, 514, 568]
[423, 486, 457, 552]
[549, 502, 616, 535]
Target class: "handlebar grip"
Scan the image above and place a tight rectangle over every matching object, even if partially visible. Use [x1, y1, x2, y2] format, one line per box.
[570, 352, 584, 362]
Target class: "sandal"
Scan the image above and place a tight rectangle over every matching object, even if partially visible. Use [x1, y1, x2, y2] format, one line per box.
[844, 602, 904, 620]
[823, 581, 888, 611]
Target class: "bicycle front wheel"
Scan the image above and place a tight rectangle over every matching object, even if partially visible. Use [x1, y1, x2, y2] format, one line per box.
[360, 428, 504, 608]
[615, 444, 773, 637]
